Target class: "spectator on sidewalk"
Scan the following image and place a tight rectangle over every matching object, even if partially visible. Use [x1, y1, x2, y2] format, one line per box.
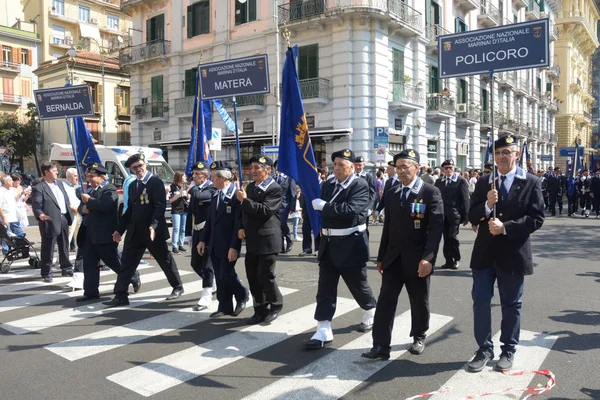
[1, 175, 26, 254]
[64, 168, 81, 252]
[10, 174, 31, 231]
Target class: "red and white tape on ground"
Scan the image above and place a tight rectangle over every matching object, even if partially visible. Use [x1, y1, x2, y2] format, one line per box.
[404, 369, 556, 400]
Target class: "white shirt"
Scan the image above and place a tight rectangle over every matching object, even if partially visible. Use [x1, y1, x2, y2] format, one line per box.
[45, 180, 68, 215]
[0, 186, 17, 223]
[485, 166, 517, 217]
[63, 180, 81, 209]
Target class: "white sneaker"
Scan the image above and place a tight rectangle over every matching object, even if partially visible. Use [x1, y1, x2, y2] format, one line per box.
[294, 236, 302, 241]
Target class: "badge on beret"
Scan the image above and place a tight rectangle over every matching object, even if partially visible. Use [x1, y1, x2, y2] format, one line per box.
[211, 162, 216, 169]
[259, 157, 266, 164]
[139, 154, 145, 161]
[92, 163, 98, 168]
[343, 150, 351, 157]
[197, 162, 204, 169]
[408, 150, 416, 158]
[506, 136, 514, 143]
[450, 160, 454, 165]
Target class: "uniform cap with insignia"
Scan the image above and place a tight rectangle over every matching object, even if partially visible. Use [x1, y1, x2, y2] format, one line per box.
[249, 154, 273, 167]
[192, 162, 209, 172]
[86, 162, 107, 175]
[210, 160, 232, 171]
[393, 148, 420, 164]
[387, 160, 395, 167]
[331, 149, 355, 163]
[354, 156, 365, 163]
[124, 153, 146, 168]
[441, 159, 455, 167]
[495, 134, 518, 149]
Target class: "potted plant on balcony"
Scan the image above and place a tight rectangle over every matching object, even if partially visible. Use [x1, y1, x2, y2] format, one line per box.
[403, 74, 412, 83]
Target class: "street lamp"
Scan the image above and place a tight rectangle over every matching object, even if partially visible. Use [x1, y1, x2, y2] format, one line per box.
[66, 45, 77, 83]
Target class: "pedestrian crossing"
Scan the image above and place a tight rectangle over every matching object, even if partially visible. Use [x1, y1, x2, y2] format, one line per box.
[0, 262, 559, 400]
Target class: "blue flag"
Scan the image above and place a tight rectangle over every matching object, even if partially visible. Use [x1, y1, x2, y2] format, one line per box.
[185, 72, 200, 176]
[518, 142, 533, 173]
[278, 46, 321, 237]
[73, 116, 101, 166]
[567, 141, 580, 197]
[212, 99, 237, 133]
[196, 100, 212, 165]
[483, 135, 493, 167]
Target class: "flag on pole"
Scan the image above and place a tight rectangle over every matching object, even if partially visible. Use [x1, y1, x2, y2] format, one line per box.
[185, 71, 200, 176]
[278, 46, 321, 238]
[73, 117, 102, 166]
[483, 135, 493, 167]
[567, 141, 580, 197]
[196, 100, 212, 165]
[518, 141, 533, 173]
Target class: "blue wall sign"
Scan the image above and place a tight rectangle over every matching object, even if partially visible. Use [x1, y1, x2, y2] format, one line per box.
[540, 155, 553, 162]
[199, 55, 270, 100]
[34, 85, 95, 120]
[559, 147, 584, 157]
[438, 19, 550, 78]
[261, 145, 279, 155]
[373, 127, 389, 149]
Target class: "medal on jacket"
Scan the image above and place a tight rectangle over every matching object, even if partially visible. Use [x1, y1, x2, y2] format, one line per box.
[140, 188, 149, 205]
[414, 220, 421, 229]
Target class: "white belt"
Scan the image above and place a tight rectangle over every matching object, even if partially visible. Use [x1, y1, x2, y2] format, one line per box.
[193, 221, 206, 231]
[321, 224, 367, 237]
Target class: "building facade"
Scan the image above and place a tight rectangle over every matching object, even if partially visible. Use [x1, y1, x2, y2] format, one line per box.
[122, 0, 560, 175]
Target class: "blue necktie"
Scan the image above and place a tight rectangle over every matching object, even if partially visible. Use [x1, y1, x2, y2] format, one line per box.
[218, 191, 224, 206]
[500, 175, 509, 201]
[401, 187, 410, 205]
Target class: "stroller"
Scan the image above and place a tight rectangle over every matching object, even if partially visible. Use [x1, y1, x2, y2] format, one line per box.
[0, 224, 39, 273]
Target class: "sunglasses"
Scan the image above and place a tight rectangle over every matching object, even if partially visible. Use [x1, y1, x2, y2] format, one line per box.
[130, 163, 144, 170]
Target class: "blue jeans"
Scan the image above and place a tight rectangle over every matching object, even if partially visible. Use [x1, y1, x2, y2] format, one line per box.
[472, 266, 524, 354]
[292, 217, 300, 238]
[171, 213, 187, 248]
[2, 222, 26, 254]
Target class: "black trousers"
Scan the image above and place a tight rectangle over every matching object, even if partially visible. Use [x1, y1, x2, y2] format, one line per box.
[301, 216, 313, 253]
[594, 194, 600, 215]
[191, 229, 214, 288]
[314, 249, 376, 321]
[373, 266, 430, 349]
[548, 192, 563, 214]
[39, 215, 72, 278]
[543, 192, 549, 209]
[114, 237, 182, 298]
[442, 218, 461, 264]
[280, 207, 293, 249]
[568, 194, 578, 214]
[245, 252, 283, 315]
[83, 241, 139, 297]
[579, 194, 592, 211]
[211, 254, 248, 314]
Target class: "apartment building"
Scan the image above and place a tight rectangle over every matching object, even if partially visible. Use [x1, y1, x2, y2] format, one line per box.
[591, 19, 600, 168]
[121, 0, 560, 174]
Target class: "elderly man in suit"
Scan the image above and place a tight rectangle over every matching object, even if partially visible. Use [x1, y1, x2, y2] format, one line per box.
[31, 162, 74, 282]
[467, 134, 545, 373]
[237, 155, 284, 324]
[305, 149, 377, 350]
[362, 149, 444, 360]
[103, 153, 184, 307]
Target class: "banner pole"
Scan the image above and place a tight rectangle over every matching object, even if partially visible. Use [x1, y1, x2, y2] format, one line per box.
[233, 96, 243, 186]
[65, 116, 86, 191]
[490, 69, 497, 218]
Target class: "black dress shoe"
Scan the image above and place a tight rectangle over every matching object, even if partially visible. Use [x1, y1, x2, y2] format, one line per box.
[298, 251, 312, 257]
[246, 313, 266, 325]
[132, 280, 142, 293]
[43, 277, 54, 283]
[264, 309, 281, 324]
[409, 339, 425, 355]
[361, 345, 390, 360]
[99, 265, 110, 272]
[166, 287, 184, 300]
[178, 246, 187, 252]
[284, 242, 293, 254]
[102, 297, 129, 307]
[304, 339, 332, 350]
[61, 269, 74, 277]
[76, 295, 100, 302]
[439, 263, 451, 269]
[210, 311, 227, 318]
[232, 300, 247, 316]
[172, 248, 180, 255]
[357, 322, 373, 333]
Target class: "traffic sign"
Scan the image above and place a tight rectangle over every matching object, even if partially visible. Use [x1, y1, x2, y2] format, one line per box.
[438, 19, 549, 79]
[34, 85, 95, 120]
[373, 127, 389, 149]
[559, 147, 584, 157]
[198, 55, 270, 100]
[261, 145, 279, 155]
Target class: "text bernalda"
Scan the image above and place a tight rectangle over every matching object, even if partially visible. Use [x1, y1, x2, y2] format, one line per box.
[455, 47, 529, 66]
[45, 102, 86, 112]
[214, 78, 252, 91]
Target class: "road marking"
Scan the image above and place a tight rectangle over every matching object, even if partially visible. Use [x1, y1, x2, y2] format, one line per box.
[428, 330, 558, 399]
[45, 287, 298, 361]
[106, 298, 360, 397]
[0, 265, 156, 315]
[0, 255, 77, 280]
[0, 271, 197, 335]
[242, 311, 453, 400]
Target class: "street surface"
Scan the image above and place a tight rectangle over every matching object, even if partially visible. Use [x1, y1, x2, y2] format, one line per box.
[0, 213, 598, 399]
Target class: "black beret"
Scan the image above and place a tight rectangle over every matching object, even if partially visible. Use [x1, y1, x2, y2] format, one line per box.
[582, 169, 588, 173]
[393, 148, 420, 164]
[124, 153, 145, 168]
[331, 149, 355, 163]
[85, 162, 107, 175]
[441, 159, 455, 167]
[387, 160, 395, 167]
[192, 162, 209, 172]
[495, 134, 518, 149]
[354, 156, 365, 163]
[273, 159, 279, 167]
[484, 163, 493, 169]
[210, 161, 231, 172]
[317, 167, 323, 173]
[249, 155, 273, 167]
[553, 166, 560, 171]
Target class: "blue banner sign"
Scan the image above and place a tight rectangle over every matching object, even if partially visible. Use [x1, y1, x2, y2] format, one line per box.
[540, 155, 553, 162]
[34, 85, 94, 120]
[199, 55, 270, 100]
[373, 127, 389, 149]
[559, 147, 584, 157]
[438, 19, 549, 79]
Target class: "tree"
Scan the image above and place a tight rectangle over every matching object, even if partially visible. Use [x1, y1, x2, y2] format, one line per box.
[0, 102, 42, 175]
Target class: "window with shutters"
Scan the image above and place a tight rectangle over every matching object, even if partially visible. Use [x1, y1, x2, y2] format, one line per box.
[235, 0, 257, 25]
[298, 45, 318, 80]
[185, 68, 197, 97]
[146, 14, 165, 42]
[187, 1, 210, 38]
[393, 48, 404, 98]
[86, 121, 99, 141]
[151, 75, 164, 117]
[456, 17, 467, 32]
[456, 78, 467, 103]
[2, 46, 12, 63]
[21, 79, 31, 98]
[86, 82, 102, 113]
[20, 49, 30, 65]
[428, 66, 439, 93]
[481, 88, 489, 111]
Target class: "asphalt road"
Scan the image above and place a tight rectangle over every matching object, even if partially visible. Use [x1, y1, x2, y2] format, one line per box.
[0, 213, 598, 400]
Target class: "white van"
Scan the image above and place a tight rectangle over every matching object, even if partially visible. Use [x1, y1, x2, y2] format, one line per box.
[49, 143, 175, 220]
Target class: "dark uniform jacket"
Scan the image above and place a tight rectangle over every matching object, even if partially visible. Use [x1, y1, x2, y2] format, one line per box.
[468, 167, 545, 275]
[376, 175, 400, 213]
[32, 180, 74, 237]
[242, 177, 283, 255]
[202, 183, 242, 256]
[545, 174, 563, 196]
[275, 173, 297, 212]
[576, 176, 592, 196]
[591, 175, 600, 195]
[377, 178, 444, 276]
[185, 181, 216, 236]
[118, 172, 169, 244]
[79, 181, 119, 245]
[357, 171, 376, 210]
[318, 175, 370, 268]
[434, 172, 469, 223]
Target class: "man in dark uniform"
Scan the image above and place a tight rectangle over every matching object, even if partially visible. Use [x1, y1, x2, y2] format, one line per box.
[198, 161, 248, 317]
[434, 159, 469, 269]
[362, 149, 444, 360]
[273, 159, 297, 254]
[577, 169, 592, 217]
[373, 160, 399, 222]
[185, 162, 216, 310]
[237, 155, 284, 324]
[545, 167, 563, 216]
[354, 156, 376, 216]
[103, 153, 184, 307]
[467, 134, 544, 373]
[76, 163, 140, 301]
[591, 168, 600, 218]
[305, 149, 377, 350]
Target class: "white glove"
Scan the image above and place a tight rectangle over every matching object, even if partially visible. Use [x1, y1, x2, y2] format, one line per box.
[312, 198, 327, 211]
[182, 190, 187, 196]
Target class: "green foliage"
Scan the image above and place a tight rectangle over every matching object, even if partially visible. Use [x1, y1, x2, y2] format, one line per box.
[0, 102, 40, 161]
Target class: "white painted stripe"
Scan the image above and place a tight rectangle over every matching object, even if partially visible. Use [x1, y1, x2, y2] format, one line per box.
[0, 271, 196, 335]
[0, 278, 72, 294]
[106, 298, 360, 397]
[0, 265, 155, 314]
[242, 312, 453, 400]
[0, 255, 77, 280]
[428, 330, 558, 399]
[45, 287, 298, 361]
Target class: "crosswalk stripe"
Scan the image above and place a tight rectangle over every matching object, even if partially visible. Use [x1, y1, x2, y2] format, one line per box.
[0, 271, 198, 335]
[45, 287, 298, 361]
[242, 311, 453, 400]
[428, 330, 558, 399]
[106, 297, 360, 397]
[0, 265, 162, 315]
[0, 255, 77, 280]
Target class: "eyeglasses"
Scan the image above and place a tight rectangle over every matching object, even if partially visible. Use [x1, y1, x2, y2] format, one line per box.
[130, 163, 144, 170]
[395, 164, 415, 171]
[443, 166, 453, 170]
[494, 150, 516, 157]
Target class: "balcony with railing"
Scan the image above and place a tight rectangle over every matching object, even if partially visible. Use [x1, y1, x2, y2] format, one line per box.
[513, 0, 528, 9]
[119, 39, 170, 66]
[0, 93, 22, 105]
[221, 94, 266, 110]
[174, 96, 194, 117]
[132, 102, 169, 122]
[584, 110, 592, 122]
[389, 81, 425, 113]
[457, 105, 481, 127]
[530, 88, 541, 102]
[515, 79, 530, 97]
[121, 0, 154, 10]
[498, 71, 517, 90]
[455, 0, 480, 12]
[426, 94, 455, 121]
[117, 105, 130, 117]
[525, 0, 541, 20]
[547, 99, 560, 114]
[546, 64, 560, 80]
[299, 78, 330, 103]
[478, 0, 500, 27]
[480, 110, 499, 127]
[0, 60, 20, 73]
[499, 117, 519, 134]
[425, 24, 450, 54]
[550, 22, 558, 41]
[540, 92, 552, 107]
[570, 78, 582, 92]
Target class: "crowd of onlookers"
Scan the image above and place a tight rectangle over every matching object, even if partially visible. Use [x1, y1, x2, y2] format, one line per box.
[0, 173, 32, 254]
